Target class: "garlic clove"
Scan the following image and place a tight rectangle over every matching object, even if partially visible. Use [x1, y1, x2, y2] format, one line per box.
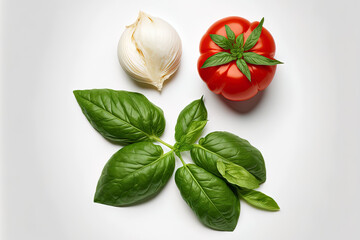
[118, 11, 182, 91]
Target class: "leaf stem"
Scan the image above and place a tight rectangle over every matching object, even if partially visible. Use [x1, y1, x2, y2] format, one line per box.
[177, 152, 187, 166]
[151, 136, 174, 150]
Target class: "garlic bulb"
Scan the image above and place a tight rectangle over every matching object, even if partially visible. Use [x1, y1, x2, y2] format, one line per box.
[118, 11, 182, 90]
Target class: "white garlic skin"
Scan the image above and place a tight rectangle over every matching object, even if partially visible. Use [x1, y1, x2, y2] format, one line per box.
[118, 11, 182, 90]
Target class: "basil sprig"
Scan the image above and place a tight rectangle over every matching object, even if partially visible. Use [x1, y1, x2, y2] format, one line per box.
[74, 89, 279, 231]
[201, 18, 283, 82]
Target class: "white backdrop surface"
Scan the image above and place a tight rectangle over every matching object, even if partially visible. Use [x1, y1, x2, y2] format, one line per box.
[1, 0, 360, 239]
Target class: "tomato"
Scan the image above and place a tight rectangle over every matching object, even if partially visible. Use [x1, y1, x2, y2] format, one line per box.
[198, 17, 279, 101]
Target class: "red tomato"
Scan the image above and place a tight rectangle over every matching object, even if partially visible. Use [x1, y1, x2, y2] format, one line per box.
[198, 17, 278, 101]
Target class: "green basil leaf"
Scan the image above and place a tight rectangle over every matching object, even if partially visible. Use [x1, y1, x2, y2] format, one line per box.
[190, 131, 266, 183]
[94, 142, 175, 206]
[234, 33, 244, 49]
[236, 59, 251, 82]
[225, 25, 235, 43]
[237, 33, 244, 46]
[243, 18, 264, 51]
[243, 52, 283, 65]
[217, 160, 260, 189]
[209, 34, 233, 50]
[73, 89, 165, 145]
[175, 164, 240, 231]
[174, 98, 207, 143]
[176, 120, 207, 151]
[237, 188, 280, 211]
[201, 52, 235, 68]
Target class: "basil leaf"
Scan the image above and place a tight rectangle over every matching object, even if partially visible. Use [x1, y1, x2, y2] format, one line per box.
[94, 142, 175, 206]
[234, 33, 244, 49]
[237, 33, 244, 46]
[243, 52, 283, 65]
[175, 164, 240, 231]
[243, 18, 264, 51]
[177, 120, 207, 151]
[236, 59, 251, 82]
[201, 52, 235, 68]
[217, 160, 260, 189]
[237, 188, 280, 211]
[73, 89, 165, 145]
[225, 25, 235, 43]
[174, 97, 207, 143]
[190, 131, 266, 183]
[209, 34, 233, 50]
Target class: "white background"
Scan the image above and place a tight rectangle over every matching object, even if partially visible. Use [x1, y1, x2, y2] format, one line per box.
[1, 0, 360, 239]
